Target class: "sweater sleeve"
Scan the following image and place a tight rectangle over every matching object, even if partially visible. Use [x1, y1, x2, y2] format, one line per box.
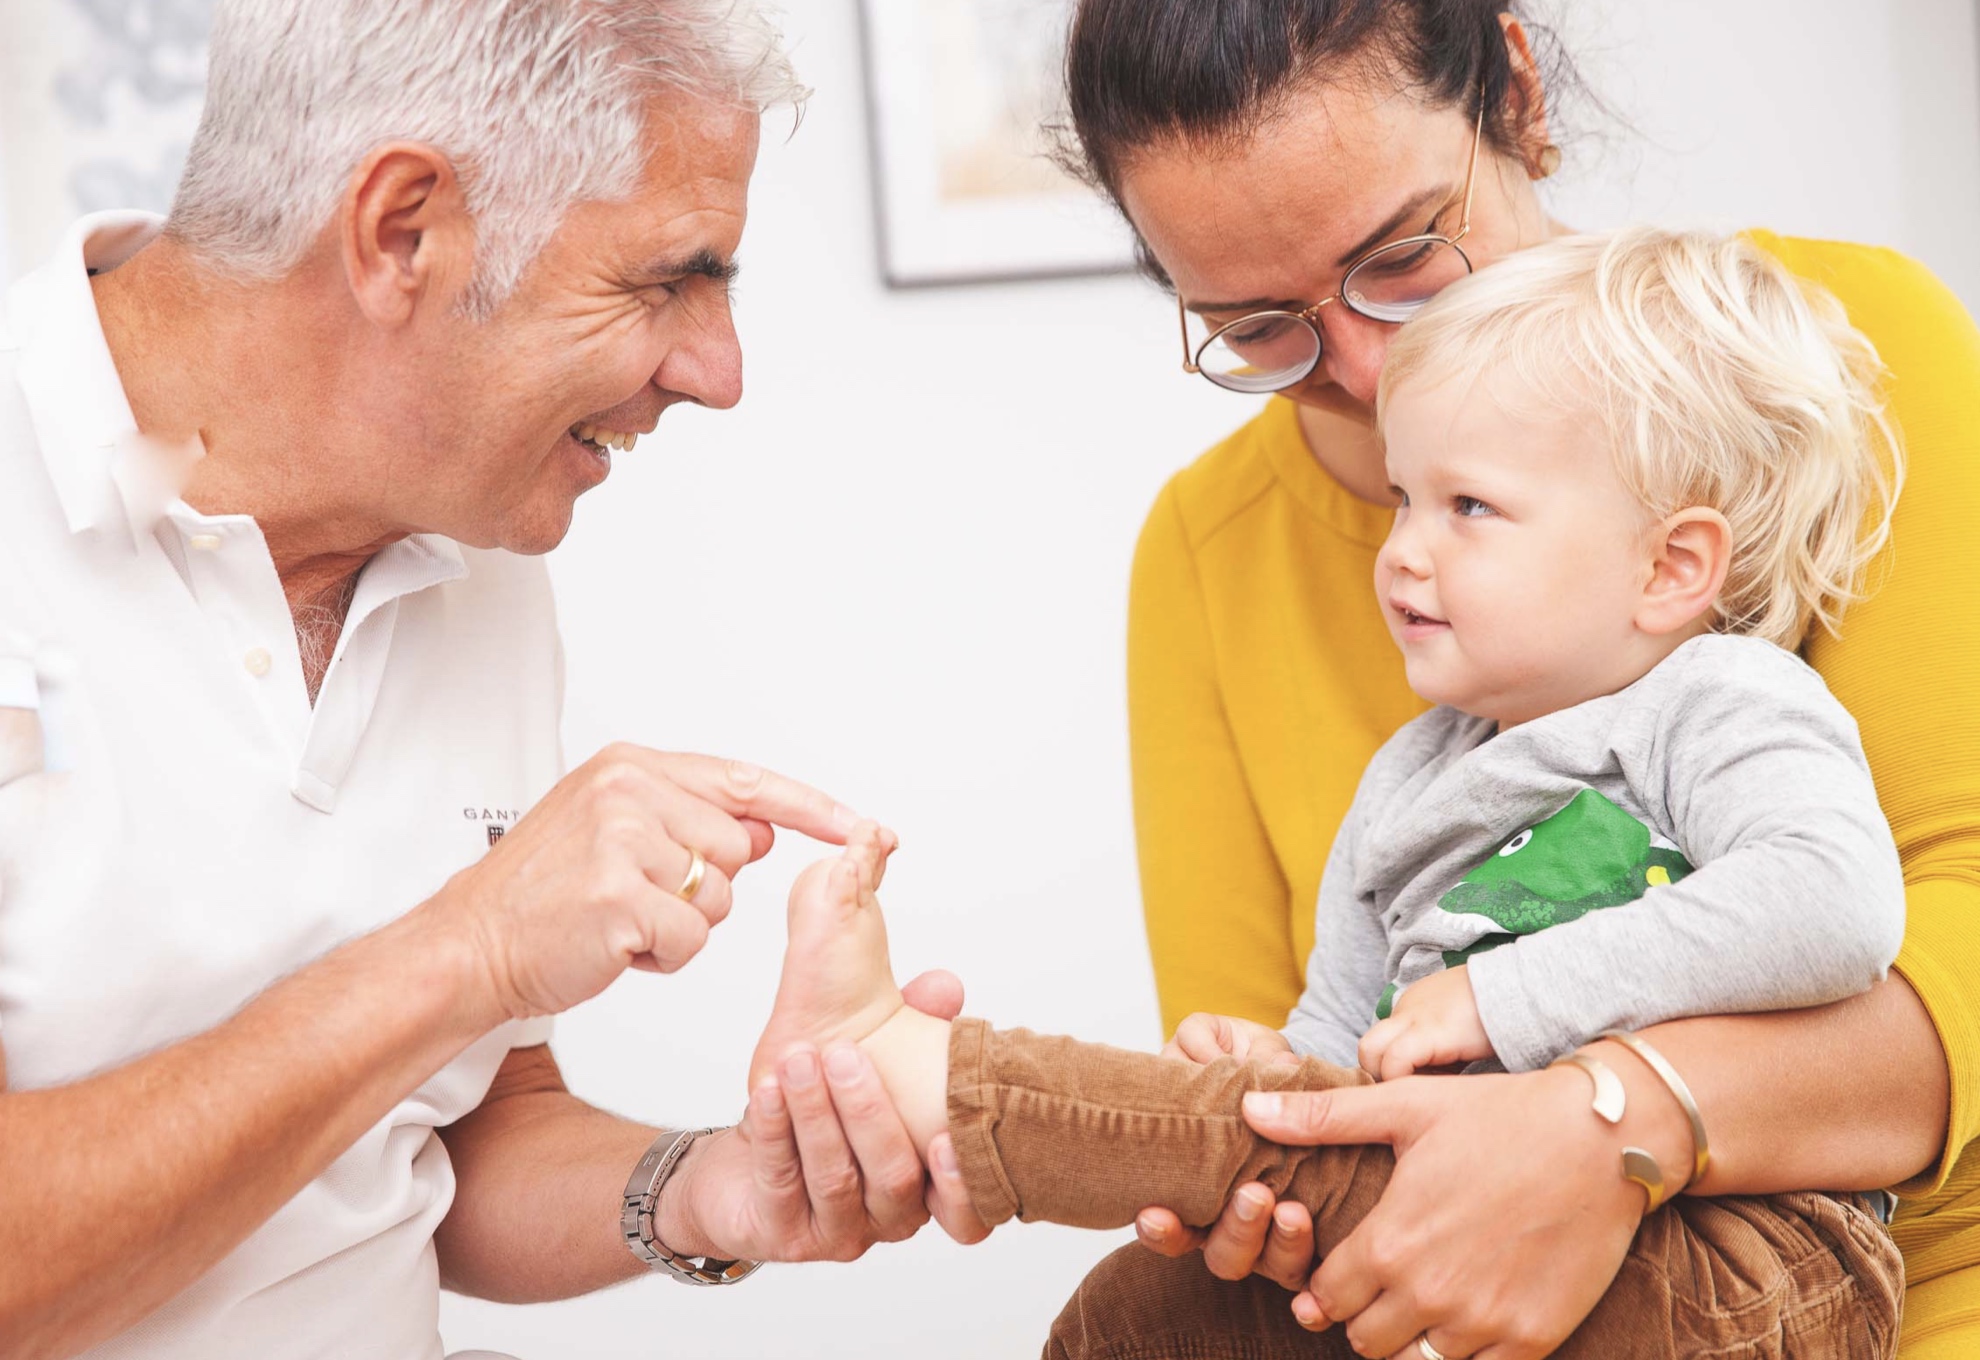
[1129, 480, 1304, 1036]
[1759, 235, 1980, 1198]
[1466, 640, 1906, 1073]
[1282, 771, 1388, 1066]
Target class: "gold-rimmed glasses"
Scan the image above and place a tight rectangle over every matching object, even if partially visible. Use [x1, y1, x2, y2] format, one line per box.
[1177, 97, 1486, 394]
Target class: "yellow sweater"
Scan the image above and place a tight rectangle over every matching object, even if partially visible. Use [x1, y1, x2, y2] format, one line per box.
[1127, 234, 1980, 1352]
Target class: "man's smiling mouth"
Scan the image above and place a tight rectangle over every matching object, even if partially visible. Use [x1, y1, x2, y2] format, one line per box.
[570, 421, 644, 454]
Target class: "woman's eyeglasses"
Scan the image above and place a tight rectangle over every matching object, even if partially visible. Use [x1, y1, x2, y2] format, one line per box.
[1177, 98, 1486, 394]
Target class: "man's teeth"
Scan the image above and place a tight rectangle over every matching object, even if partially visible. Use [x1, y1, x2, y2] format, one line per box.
[571, 422, 640, 452]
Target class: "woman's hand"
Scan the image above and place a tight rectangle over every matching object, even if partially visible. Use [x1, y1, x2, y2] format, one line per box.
[1240, 1065, 1678, 1358]
[1134, 1186, 1321, 1288]
[1140, 1013, 1307, 1279]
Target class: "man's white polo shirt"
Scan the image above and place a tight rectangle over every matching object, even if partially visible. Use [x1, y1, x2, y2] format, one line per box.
[0, 214, 563, 1358]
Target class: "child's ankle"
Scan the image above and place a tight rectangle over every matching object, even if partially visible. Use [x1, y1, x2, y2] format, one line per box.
[857, 1006, 954, 1156]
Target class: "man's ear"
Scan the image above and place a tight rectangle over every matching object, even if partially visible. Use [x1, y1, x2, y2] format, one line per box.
[1637, 507, 1731, 636]
[340, 142, 475, 327]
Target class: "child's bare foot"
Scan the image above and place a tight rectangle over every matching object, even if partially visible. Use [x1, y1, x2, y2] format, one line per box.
[749, 821, 910, 1088]
[748, 821, 953, 1153]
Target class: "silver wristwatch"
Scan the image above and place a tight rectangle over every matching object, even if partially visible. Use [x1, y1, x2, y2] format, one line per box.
[620, 1126, 763, 1285]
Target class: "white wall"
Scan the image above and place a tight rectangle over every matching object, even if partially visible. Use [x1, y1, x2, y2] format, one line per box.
[1541, 0, 1980, 308]
[0, 1, 1975, 1357]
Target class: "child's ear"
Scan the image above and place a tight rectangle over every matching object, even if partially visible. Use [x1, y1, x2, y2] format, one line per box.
[1637, 508, 1731, 636]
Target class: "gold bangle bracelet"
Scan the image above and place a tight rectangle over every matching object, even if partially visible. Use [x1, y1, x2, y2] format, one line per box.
[1621, 1148, 1670, 1212]
[1552, 1052, 1626, 1123]
[1596, 1029, 1711, 1185]
[1548, 1051, 1672, 1212]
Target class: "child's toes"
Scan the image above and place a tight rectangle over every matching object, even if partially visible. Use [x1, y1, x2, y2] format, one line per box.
[871, 825, 900, 886]
[830, 855, 864, 910]
[844, 821, 888, 890]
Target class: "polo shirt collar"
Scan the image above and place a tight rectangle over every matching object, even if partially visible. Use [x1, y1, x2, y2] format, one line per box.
[8, 213, 477, 813]
[7, 211, 179, 542]
[8, 213, 469, 588]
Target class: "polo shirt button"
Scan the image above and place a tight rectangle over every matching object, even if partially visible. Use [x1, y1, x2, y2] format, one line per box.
[243, 647, 272, 678]
[188, 534, 221, 551]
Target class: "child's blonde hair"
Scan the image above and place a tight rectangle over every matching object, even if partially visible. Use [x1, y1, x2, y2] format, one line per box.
[1376, 227, 1902, 651]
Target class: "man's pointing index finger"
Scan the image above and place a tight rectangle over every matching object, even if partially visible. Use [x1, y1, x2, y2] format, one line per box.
[653, 751, 859, 845]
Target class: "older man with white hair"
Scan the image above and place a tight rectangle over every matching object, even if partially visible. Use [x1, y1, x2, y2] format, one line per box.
[0, 2, 985, 1356]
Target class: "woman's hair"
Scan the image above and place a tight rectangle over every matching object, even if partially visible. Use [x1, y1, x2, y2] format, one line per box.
[1377, 228, 1903, 651]
[1061, 0, 1576, 274]
[167, 0, 806, 320]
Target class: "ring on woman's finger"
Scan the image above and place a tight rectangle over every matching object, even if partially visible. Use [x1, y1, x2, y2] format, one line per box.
[677, 848, 708, 901]
[1415, 1334, 1450, 1360]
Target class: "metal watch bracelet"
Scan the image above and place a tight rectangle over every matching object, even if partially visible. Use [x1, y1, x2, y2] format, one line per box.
[620, 1126, 763, 1285]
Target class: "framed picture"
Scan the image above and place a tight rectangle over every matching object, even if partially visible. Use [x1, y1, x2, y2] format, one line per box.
[857, 0, 1137, 287]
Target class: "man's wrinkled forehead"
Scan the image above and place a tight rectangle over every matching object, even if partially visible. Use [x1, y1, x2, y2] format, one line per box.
[618, 98, 761, 249]
[555, 98, 759, 280]
[639, 92, 763, 199]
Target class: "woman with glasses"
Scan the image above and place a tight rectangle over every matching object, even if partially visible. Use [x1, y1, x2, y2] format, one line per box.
[1063, 2, 1980, 1357]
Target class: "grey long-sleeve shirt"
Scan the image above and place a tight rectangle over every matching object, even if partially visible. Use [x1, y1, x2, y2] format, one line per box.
[1282, 633, 1906, 1073]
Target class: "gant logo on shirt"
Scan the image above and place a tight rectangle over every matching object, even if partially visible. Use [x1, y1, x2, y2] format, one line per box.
[465, 807, 522, 847]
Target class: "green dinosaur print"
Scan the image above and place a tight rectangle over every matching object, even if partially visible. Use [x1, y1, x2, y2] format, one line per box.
[1374, 790, 1692, 1021]
[1439, 788, 1692, 932]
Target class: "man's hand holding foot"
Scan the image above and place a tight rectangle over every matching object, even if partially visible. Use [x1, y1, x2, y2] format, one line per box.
[739, 823, 989, 1248]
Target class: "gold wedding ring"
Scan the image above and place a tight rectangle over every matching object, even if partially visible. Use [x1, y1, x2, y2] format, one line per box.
[677, 848, 707, 902]
[1416, 1335, 1449, 1360]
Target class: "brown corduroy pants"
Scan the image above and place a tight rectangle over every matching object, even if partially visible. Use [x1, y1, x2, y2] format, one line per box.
[944, 1021, 1902, 1360]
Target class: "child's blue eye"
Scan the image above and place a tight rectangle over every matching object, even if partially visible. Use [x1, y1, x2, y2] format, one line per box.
[1454, 496, 1495, 518]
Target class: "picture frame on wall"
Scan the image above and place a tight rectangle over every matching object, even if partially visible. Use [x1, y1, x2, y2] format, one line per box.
[857, 0, 1137, 287]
